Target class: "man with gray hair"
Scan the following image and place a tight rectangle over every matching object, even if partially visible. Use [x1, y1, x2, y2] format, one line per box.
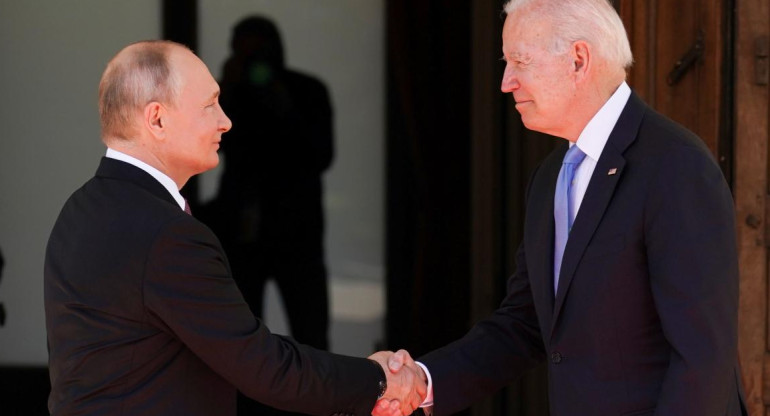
[44, 40, 426, 416]
[376, 0, 747, 414]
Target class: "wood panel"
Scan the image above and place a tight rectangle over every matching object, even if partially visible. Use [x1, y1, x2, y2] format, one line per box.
[620, 0, 727, 173]
[733, 0, 770, 412]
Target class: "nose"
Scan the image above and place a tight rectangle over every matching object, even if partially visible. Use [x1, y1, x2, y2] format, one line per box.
[219, 108, 232, 132]
[500, 63, 519, 93]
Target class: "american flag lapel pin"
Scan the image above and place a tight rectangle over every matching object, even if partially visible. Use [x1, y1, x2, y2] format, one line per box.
[608, 168, 618, 176]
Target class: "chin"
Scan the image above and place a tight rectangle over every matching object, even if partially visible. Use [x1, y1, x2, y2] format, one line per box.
[520, 117, 552, 136]
[201, 156, 220, 173]
[520, 117, 539, 132]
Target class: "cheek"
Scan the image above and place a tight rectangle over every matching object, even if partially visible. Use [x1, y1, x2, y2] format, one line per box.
[534, 74, 568, 109]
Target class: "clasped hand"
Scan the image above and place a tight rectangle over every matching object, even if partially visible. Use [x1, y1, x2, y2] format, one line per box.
[368, 350, 427, 416]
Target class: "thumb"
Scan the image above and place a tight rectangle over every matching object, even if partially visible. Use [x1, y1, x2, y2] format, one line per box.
[387, 352, 405, 372]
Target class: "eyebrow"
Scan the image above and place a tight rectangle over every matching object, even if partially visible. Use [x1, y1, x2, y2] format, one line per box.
[507, 51, 533, 64]
[206, 90, 220, 103]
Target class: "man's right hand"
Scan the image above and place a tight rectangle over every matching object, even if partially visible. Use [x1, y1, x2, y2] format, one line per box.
[368, 350, 427, 416]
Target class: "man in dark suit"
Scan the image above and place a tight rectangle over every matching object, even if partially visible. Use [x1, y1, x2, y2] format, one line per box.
[44, 40, 424, 416]
[377, 0, 747, 415]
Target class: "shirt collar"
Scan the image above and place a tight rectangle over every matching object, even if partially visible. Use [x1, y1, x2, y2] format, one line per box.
[105, 148, 186, 211]
[573, 81, 632, 160]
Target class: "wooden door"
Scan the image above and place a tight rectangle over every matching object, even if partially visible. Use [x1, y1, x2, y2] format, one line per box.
[616, 0, 730, 177]
[616, 0, 770, 415]
[733, 0, 770, 415]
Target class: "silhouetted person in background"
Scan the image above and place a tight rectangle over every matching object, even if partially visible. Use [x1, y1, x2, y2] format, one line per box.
[204, 16, 334, 416]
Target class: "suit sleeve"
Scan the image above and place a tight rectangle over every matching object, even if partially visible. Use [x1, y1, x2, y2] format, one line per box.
[142, 216, 380, 416]
[644, 143, 739, 415]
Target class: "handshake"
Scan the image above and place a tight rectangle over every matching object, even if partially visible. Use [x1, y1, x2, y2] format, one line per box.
[368, 350, 429, 416]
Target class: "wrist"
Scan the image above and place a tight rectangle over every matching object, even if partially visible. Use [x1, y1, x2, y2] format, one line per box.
[415, 361, 434, 408]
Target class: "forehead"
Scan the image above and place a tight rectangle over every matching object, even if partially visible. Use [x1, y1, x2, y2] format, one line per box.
[172, 48, 218, 95]
[502, 11, 551, 54]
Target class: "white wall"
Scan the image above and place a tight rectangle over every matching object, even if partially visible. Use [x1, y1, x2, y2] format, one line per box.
[0, 0, 384, 364]
[198, 0, 385, 356]
[0, 1, 161, 365]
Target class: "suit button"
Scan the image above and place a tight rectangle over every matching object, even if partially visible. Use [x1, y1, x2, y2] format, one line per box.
[551, 351, 563, 364]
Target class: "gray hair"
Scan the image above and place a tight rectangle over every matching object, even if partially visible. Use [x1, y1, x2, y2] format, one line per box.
[503, 0, 633, 70]
[98, 40, 185, 140]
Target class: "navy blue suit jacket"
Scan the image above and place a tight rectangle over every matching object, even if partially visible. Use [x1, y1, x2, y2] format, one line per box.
[44, 157, 380, 416]
[421, 93, 747, 415]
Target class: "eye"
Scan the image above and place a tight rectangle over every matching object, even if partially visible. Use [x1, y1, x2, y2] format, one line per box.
[515, 58, 532, 69]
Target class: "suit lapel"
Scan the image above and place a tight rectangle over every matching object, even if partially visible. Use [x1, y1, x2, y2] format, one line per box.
[525, 145, 566, 334]
[550, 93, 647, 329]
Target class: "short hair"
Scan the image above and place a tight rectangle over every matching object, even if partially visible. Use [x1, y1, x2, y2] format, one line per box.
[98, 40, 186, 140]
[503, 0, 633, 70]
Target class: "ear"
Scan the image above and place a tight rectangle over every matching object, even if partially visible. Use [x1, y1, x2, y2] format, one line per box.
[144, 101, 166, 140]
[571, 40, 591, 80]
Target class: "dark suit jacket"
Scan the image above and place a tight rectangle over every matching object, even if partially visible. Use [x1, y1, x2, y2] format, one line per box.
[44, 157, 380, 416]
[421, 93, 747, 415]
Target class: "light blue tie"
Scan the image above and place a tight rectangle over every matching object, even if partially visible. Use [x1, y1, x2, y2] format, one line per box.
[553, 145, 586, 293]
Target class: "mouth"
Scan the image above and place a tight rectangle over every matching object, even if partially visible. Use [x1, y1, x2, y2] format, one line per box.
[514, 100, 533, 111]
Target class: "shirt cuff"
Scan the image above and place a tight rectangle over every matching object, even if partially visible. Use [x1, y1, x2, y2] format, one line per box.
[415, 361, 434, 408]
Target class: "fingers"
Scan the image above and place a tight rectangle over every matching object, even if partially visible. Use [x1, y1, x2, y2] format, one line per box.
[390, 361, 427, 415]
[371, 399, 401, 416]
[388, 349, 414, 372]
[368, 350, 427, 415]
[388, 352, 404, 372]
[390, 350, 427, 402]
[371, 399, 403, 416]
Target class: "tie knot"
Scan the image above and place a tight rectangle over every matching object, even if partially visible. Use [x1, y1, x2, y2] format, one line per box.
[563, 145, 586, 165]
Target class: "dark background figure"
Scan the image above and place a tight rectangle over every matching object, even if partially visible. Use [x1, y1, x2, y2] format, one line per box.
[201, 16, 334, 416]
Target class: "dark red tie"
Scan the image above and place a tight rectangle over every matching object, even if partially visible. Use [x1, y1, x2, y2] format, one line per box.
[183, 199, 192, 215]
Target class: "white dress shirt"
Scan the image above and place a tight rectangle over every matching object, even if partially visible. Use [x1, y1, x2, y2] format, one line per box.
[105, 148, 186, 211]
[568, 81, 631, 217]
[417, 82, 632, 412]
